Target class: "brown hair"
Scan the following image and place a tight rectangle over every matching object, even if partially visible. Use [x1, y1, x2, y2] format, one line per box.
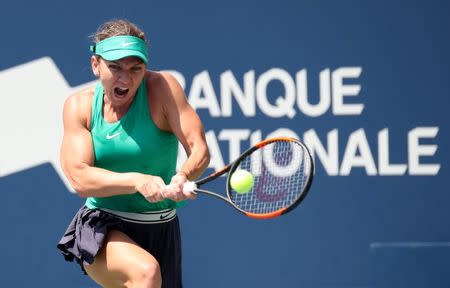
[91, 19, 147, 43]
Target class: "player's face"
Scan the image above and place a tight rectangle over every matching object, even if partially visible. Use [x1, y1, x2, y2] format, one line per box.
[92, 56, 146, 106]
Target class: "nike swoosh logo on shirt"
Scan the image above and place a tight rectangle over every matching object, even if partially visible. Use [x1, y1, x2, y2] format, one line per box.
[106, 132, 121, 140]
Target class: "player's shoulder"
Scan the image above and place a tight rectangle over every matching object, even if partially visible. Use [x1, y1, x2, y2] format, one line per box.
[63, 86, 96, 126]
[69, 85, 95, 101]
[145, 70, 183, 95]
[64, 86, 95, 109]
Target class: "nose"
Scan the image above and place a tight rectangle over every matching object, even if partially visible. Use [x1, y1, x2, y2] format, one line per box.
[118, 70, 132, 84]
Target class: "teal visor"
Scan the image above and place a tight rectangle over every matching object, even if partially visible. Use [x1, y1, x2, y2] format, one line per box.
[90, 35, 148, 64]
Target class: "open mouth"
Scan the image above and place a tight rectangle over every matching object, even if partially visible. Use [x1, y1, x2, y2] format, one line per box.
[114, 87, 129, 97]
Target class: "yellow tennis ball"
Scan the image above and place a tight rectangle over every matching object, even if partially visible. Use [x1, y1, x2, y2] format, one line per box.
[230, 169, 254, 194]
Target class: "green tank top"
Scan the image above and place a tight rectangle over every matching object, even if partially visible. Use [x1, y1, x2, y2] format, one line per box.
[85, 80, 184, 212]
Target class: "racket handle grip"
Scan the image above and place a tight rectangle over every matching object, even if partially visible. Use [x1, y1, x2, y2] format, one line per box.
[183, 181, 197, 193]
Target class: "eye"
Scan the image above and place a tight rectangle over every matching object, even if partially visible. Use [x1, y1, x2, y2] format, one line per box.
[132, 66, 143, 73]
[108, 64, 120, 71]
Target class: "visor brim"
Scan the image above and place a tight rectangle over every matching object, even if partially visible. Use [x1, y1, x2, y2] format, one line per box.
[100, 50, 148, 64]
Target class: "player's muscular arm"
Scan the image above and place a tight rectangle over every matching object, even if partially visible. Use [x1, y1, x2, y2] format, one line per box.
[60, 91, 157, 198]
[158, 72, 210, 181]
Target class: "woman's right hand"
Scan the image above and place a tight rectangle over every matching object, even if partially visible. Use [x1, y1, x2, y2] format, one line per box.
[134, 174, 166, 203]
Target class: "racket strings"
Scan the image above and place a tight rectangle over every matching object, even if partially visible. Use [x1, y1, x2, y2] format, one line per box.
[229, 140, 310, 214]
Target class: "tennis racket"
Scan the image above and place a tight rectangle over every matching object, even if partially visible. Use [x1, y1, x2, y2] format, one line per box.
[183, 137, 314, 219]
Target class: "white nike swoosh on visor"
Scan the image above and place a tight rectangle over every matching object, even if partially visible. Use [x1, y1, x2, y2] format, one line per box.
[121, 42, 137, 47]
[106, 132, 121, 140]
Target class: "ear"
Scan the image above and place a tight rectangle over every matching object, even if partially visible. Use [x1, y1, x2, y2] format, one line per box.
[91, 56, 100, 77]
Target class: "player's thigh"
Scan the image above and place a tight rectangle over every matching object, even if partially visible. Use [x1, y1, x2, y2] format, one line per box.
[84, 229, 161, 287]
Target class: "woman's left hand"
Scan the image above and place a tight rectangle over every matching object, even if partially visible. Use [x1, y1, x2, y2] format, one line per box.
[164, 172, 197, 201]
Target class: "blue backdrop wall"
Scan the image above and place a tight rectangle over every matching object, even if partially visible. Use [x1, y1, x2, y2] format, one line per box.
[0, 0, 449, 287]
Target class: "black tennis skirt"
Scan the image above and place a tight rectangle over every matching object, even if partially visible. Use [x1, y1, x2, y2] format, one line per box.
[57, 205, 182, 287]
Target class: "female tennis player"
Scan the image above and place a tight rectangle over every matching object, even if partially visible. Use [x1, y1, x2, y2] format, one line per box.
[57, 19, 210, 288]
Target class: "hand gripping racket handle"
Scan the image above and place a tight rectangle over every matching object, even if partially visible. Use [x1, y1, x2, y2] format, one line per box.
[183, 181, 197, 193]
